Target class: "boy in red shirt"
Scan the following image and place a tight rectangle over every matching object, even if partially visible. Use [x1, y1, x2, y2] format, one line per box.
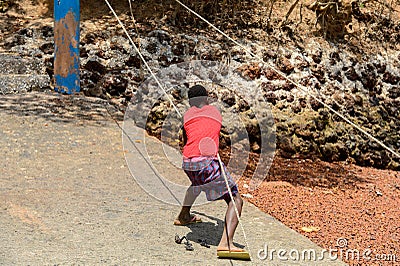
[174, 85, 248, 259]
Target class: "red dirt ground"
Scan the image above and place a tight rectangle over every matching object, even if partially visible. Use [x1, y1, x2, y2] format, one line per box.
[237, 156, 399, 265]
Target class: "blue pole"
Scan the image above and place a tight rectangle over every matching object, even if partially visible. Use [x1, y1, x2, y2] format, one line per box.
[54, 0, 80, 94]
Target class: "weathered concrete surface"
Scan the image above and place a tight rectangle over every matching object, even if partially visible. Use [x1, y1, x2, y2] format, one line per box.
[0, 92, 347, 265]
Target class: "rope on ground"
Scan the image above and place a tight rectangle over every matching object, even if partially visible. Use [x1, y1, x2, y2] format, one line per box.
[104, 104, 183, 206]
[173, 0, 400, 159]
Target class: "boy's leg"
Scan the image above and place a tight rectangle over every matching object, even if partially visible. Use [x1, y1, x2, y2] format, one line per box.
[176, 186, 201, 223]
[217, 193, 244, 251]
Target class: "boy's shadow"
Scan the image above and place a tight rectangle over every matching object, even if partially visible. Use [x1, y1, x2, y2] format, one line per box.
[183, 211, 245, 249]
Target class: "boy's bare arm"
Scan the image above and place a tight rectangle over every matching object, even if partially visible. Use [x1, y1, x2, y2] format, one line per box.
[182, 127, 187, 146]
[179, 127, 187, 152]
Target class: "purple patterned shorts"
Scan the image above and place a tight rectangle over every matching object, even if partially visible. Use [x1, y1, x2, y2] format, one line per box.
[182, 159, 238, 201]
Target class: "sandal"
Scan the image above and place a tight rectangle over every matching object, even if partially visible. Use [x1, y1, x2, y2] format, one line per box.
[173, 215, 202, 226]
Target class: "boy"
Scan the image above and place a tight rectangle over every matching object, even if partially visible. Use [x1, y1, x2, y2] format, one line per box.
[174, 85, 249, 259]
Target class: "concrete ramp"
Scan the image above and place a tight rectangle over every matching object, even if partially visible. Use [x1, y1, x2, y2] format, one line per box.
[0, 92, 346, 265]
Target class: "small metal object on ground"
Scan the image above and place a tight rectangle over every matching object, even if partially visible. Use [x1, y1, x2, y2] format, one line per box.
[175, 234, 183, 244]
[174, 234, 194, 251]
[198, 239, 210, 248]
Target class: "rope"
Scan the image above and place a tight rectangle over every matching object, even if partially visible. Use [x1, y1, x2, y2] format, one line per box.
[103, 0, 397, 262]
[103, 2, 253, 261]
[173, 0, 400, 159]
[104, 104, 183, 205]
[104, 0, 181, 117]
[217, 154, 253, 261]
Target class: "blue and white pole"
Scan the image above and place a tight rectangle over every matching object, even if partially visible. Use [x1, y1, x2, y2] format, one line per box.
[54, 0, 80, 94]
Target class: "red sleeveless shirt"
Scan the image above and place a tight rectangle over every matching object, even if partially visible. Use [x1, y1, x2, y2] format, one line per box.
[182, 105, 222, 158]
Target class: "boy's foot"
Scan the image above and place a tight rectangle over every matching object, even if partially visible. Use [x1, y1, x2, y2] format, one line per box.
[216, 246, 244, 252]
[173, 214, 202, 226]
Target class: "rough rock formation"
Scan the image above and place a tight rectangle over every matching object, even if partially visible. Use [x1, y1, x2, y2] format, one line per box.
[1, 2, 399, 170]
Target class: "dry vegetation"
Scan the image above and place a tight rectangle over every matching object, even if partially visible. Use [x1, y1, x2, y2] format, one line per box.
[2, 0, 399, 41]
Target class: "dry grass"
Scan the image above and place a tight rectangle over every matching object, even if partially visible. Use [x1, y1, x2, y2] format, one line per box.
[3, 0, 400, 49]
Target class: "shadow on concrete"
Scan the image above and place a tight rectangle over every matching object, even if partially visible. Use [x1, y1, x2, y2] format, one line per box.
[183, 210, 246, 249]
[0, 91, 122, 125]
